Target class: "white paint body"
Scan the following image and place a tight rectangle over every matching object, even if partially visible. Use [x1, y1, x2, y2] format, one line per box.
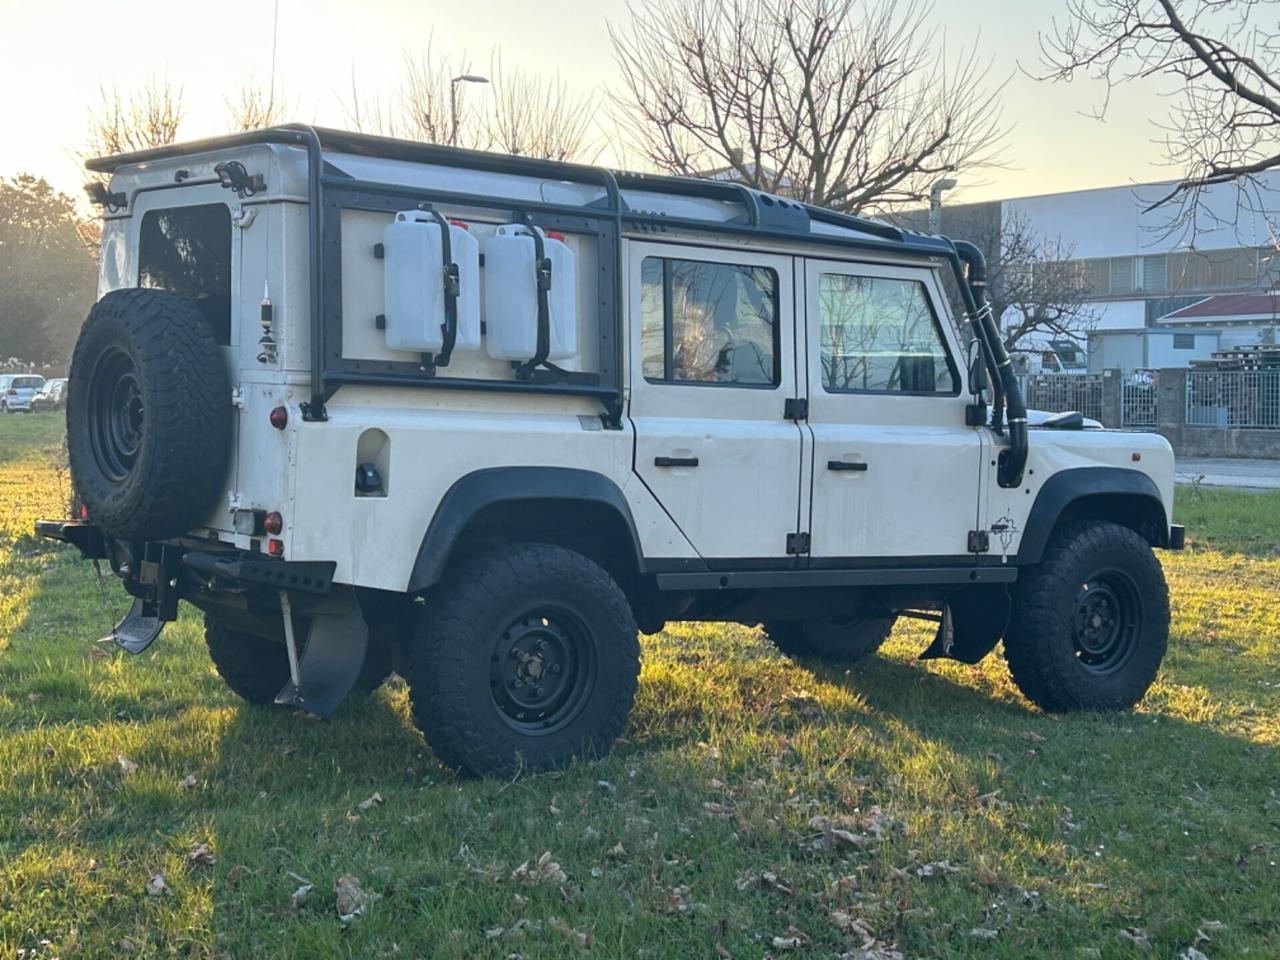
[95, 142, 1177, 594]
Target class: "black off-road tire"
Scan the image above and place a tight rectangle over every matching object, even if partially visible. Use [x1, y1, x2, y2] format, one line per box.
[204, 616, 292, 706]
[67, 289, 232, 542]
[762, 616, 896, 663]
[1004, 521, 1169, 712]
[405, 543, 641, 778]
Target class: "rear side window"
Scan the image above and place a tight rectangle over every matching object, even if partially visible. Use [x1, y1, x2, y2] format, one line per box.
[818, 274, 958, 394]
[640, 256, 779, 387]
[139, 204, 232, 345]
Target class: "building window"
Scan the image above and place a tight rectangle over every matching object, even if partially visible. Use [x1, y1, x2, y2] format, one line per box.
[1083, 258, 1110, 296]
[817, 274, 958, 394]
[1109, 256, 1135, 295]
[1172, 333, 1196, 350]
[640, 257, 779, 386]
[1141, 254, 1168, 292]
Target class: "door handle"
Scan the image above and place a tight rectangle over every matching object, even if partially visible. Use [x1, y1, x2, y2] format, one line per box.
[827, 460, 868, 472]
[654, 456, 699, 468]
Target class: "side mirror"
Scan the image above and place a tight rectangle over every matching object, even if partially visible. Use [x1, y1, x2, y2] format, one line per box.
[966, 337, 989, 401]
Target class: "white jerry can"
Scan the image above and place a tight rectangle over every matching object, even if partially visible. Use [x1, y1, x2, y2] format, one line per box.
[483, 225, 577, 362]
[382, 211, 481, 354]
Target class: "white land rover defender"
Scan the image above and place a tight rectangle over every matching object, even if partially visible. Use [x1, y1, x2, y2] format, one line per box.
[39, 126, 1184, 777]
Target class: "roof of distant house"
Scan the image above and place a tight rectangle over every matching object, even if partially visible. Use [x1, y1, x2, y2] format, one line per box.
[1162, 292, 1280, 324]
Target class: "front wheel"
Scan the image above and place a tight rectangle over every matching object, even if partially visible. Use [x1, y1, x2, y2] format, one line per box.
[1003, 521, 1169, 712]
[405, 543, 640, 777]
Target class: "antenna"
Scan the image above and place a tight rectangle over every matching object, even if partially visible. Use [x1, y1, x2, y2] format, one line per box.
[268, 0, 281, 114]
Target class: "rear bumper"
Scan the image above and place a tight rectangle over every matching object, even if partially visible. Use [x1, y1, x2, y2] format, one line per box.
[35, 519, 337, 621]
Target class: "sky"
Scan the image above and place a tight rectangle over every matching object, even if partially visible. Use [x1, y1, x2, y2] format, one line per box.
[0, 0, 1177, 206]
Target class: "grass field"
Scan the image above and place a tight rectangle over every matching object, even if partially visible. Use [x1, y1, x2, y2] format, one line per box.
[1, 413, 1277, 959]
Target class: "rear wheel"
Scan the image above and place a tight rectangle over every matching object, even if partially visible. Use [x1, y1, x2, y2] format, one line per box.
[405, 543, 640, 777]
[1004, 521, 1169, 712]
[762, 615, 896, 664]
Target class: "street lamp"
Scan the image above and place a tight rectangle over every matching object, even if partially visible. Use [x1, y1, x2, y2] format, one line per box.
[928, 177, 958, 233]
[449, 74, 489, 146]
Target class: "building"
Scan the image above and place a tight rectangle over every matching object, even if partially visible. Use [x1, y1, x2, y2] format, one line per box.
[932, 172, 1280, 370]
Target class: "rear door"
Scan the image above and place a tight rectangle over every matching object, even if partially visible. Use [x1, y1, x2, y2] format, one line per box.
[801, 258, 984, 560]
[627, 242, 802, 562]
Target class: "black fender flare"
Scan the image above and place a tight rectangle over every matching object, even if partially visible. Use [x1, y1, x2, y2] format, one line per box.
[1016, 466, 1168, 566]
[407, 467, 645, 593]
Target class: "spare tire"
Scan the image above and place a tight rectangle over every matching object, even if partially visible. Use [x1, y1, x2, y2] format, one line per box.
[67, 288, 232, 542]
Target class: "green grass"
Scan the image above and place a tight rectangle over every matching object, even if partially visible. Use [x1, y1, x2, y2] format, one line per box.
[1, 413, 1277, 959]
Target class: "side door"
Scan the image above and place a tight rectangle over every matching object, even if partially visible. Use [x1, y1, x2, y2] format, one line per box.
[628, 242, 803, 562]
[802, 259, 984, 560]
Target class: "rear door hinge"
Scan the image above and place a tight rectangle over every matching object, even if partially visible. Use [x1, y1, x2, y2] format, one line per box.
[784, 397, 808, 420]
[967, 530, 990, 554]
[786, 532, 811, 555]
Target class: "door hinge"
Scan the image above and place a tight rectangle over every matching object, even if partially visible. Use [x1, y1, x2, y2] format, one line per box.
[786, 532, 811, 555]
[967, 530, 990, 554]
[784, 397, 808, 420]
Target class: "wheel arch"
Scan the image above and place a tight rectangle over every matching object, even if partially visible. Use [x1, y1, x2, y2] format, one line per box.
[407, 467, 646, 594]
[1017, 467, 1170, 566]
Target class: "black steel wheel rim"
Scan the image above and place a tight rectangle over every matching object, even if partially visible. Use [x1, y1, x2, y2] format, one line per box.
[1071, 569, 1142, 674]
[87, 346, 145, 482]
[489, 607, 596, 735]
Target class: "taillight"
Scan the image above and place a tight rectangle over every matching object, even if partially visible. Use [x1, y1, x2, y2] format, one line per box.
[269, 406, 288, 430]
[6, 389, 16, 396]
[264, 511, 283, 535]
[268, 539, 284, 557]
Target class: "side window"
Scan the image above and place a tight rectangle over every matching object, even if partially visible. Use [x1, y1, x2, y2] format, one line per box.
[139, 204, 233, 346]
[641, 256, 779, 387]
[818, 274, 958, 395]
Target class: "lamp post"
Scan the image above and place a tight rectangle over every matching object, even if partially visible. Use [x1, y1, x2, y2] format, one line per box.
[928, 177, 958, 233]
[449, 74, 489, 146]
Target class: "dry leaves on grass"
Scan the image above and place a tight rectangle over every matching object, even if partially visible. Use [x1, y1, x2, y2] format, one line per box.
[187, 843, 217, 866]
[915, 860, 957, 879]
[116, 754, 138, 776]
[806, 806, 898, 853]
[771, 926, 811, 950]
[144, 872, 171, 897]
[511, 852, 567, 886]
[179, 774, 198, 789]
[1118, 928, 1153, 953]
[356, 792, 384, 812]
[736, 870, 793, 896]
[335, 874, 373, 922]
[549, 916, 594, 948]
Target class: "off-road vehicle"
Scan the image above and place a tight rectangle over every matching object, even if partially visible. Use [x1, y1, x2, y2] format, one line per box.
[39, 126, 1184, 777]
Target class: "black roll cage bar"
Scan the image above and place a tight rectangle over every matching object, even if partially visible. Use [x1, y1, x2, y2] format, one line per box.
[86, 124, 1027, 485]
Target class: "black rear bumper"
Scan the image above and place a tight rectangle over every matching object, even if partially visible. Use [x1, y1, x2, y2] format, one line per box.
[35, 520, 337, 621]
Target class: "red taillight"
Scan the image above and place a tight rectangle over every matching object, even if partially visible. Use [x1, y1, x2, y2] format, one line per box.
[264, 511, 283, 535]
[547, 230, 567, 242]
[268, 538, 284, 557]
[79, 503, 89, 520]
[269, 406, 288, 430]
[6, 389, 16, 396]
[449, 218, 470, 230]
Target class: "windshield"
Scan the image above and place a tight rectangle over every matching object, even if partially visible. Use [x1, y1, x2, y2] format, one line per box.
[12, 376, 44, 389]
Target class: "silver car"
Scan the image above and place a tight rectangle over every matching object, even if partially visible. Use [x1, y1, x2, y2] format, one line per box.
[0, 374, 46, 413]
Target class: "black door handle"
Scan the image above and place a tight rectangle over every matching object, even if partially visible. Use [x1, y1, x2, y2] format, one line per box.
[828, 460, 868, 471]
[654, 456, 699, 468]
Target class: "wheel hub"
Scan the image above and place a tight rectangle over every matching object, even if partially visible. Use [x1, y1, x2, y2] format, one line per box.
[489, 612, 591, 734]
[88, 347, 146, 481]
[1070, 574, 1140, 673]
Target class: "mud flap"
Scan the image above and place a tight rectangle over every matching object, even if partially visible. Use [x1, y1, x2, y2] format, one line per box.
[107, 598, 166, 654]
[274, 594, 369, 717]
[919, 586, 1011, 665]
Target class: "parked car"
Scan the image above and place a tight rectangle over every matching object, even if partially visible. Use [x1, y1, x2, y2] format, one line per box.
[39, 127, 1183, 778]
[31, 378, 68, 412]
[0, 374, 46, 413]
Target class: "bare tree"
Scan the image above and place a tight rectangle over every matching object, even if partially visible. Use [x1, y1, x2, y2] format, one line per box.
[610, 0, 1005, 215]
[487, 56, 597, 161]
[87, 78, 185, 158]
[225, 80, 290, 131]
[1040, 0, 1280, 235]
[990, 212, 1097, 352]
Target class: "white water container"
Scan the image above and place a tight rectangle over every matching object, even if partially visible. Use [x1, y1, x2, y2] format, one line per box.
[483, 225, 577, 362]
[382, 211, 481, 354]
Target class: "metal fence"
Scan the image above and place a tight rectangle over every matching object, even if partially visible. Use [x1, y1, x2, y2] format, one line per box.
[1020, 373, 1105, 422]
[1185, 370, 1280, 428]
[1121, 370, 1159, 427]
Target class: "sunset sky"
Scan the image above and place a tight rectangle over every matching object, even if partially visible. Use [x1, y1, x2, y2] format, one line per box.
[0, 0, 1178, 205]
